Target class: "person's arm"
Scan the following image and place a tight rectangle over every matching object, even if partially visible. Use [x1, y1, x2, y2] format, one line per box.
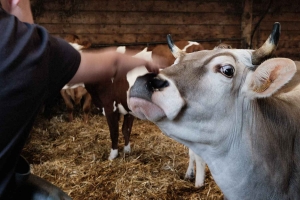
[1, 0, 160, 85]
[69, 49, 160, 84]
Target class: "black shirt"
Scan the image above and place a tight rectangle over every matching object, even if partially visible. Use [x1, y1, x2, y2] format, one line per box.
[0, 9, 80, 197]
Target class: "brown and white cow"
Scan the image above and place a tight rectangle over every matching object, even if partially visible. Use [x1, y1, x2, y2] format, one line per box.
[60, 35, 92, 123]
[86, 46, 151, 160]
[86, 41, 203, 159]
[129, 23, 300, 199]
[85, 41, 206, 187]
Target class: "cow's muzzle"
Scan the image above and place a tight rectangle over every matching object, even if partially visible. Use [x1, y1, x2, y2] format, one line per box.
[128, 73, 170, 121]
[129, 72, 184, 121]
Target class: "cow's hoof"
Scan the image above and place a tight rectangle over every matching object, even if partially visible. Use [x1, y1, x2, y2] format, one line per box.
[108, 149, 118, 160]
[195, 172, 205, 188]
[124, 143, 131, 154]
[195, 181, 204, 188]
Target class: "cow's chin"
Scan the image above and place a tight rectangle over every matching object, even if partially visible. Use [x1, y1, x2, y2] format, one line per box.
[129, 97, 166, 122]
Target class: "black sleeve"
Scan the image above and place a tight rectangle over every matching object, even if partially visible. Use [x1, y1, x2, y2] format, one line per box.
[0, 9, 81, 199]
[46, 36, 81, 97]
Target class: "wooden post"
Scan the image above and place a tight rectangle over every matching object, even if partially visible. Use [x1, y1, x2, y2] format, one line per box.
[241, 0, 253, 49]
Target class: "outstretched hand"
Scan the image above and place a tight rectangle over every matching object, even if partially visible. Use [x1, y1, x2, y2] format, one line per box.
[144, 61, 160, 74]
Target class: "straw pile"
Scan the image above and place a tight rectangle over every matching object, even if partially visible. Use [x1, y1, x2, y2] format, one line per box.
[22, 100, 223, 200]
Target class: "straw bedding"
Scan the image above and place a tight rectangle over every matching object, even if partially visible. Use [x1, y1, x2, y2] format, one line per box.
[22, 100, 223, 200]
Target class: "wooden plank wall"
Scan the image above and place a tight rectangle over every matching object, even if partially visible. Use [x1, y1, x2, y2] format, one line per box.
[31, 0, 243, 50]
[31, 0, 300, 59]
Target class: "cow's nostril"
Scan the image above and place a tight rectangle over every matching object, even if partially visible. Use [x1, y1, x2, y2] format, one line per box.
[147, 78, 169, 91]
[130, 74, 169, 101]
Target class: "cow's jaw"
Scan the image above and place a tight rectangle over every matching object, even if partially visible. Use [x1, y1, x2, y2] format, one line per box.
[129, 73, 185, 122]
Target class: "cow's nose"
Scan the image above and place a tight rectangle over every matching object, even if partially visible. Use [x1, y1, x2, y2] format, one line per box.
[147, 77, 169, 91]
[130, 73, 169, 101]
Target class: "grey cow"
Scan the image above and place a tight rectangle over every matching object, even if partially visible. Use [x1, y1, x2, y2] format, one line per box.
[129, 22, 300, 199]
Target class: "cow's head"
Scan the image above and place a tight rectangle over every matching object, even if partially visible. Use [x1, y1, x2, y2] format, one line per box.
[128, 22, 296, 144]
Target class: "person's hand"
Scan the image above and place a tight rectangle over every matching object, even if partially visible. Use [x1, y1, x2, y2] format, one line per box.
[145, 61, 160, 74]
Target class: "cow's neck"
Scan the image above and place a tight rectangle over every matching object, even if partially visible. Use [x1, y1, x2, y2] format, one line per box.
[204, 96, 300, 199]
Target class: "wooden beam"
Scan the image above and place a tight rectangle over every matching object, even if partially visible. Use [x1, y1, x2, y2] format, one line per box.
[241, 0, 253, 49]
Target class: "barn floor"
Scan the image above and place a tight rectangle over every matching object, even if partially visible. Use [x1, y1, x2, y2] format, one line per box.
[22, 100, 223, 200]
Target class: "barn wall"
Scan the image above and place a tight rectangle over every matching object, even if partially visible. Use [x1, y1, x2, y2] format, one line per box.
[31, 0, 243, 50]
[31, 0, 300, 59]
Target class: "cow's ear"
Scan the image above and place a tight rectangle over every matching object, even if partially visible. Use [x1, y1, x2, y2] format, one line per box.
[243, 58, 296, 99]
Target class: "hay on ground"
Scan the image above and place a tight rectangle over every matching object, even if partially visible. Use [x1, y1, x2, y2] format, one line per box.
[22, 101, 223, 200]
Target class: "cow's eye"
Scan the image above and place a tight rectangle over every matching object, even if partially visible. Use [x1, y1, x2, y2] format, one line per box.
[220, 65, 235, 78]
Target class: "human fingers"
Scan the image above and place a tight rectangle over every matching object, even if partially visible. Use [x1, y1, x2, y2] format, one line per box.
[145, 61, 160, 74]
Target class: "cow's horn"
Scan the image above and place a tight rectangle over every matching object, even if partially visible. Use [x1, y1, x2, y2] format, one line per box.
[167, 34, 185, 58]
[251, 22, 281, 65]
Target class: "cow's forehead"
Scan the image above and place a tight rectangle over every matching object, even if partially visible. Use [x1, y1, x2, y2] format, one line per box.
[180, 49, 255, 69]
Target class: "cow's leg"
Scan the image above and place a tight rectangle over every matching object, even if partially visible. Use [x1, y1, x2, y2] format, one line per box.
[104, 106, 120, 160]
[194, 152, 206, 188]
[185, 148, 196, 180]
[185, 148, 206, 187]
[60, 89, 74, 122]
[82, 93, 92, 123]
[122, 114, 134, 154]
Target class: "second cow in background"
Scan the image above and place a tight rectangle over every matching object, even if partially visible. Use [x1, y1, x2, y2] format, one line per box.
[86, 40, 206, 187]
[86, 41, 204, 160]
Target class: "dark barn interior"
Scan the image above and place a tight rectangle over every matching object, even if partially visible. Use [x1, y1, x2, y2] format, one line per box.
[10, 0, 300, 199]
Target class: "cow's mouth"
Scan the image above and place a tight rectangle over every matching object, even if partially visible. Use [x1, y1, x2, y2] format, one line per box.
[129, 73, 185, 122]
[129, 97, 166, 121]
